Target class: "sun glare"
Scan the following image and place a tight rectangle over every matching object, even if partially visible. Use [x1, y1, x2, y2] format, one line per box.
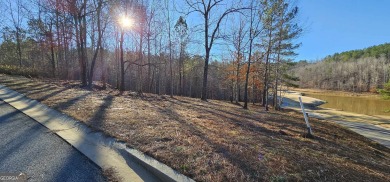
[119, 16, 133, 29]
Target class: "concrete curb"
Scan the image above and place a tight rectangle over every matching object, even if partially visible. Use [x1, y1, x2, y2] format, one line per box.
[0, 85, 195, 182]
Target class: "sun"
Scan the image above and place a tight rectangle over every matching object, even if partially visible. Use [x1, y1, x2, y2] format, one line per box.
[119, 16, 133, 29]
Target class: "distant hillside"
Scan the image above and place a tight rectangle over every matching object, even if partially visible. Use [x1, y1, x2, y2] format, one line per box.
[324, 43, 390, 62]
[291, 43, 390, 92]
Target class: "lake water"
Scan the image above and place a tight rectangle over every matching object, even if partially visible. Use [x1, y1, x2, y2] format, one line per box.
[305, 93, 390, 116]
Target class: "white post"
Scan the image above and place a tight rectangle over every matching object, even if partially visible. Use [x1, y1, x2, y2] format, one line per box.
[299, 96, 313, 135]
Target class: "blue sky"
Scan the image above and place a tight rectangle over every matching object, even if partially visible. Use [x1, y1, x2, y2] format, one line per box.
[1, 0, 388, 62]
[296, 0, 390, 61]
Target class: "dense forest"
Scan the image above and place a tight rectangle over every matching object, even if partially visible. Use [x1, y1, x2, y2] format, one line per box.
[291, 44, 390, 92]
[0, 0, 302, 110]
[323, 43, 390, 62]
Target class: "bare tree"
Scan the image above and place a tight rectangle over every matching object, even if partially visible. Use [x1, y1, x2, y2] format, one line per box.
[185, 0, 245, 101]
[243, 0, 262, 109]
[88, 0, 105, 89]
[165, 0, 174, 97]
[231, 16, 246, 104]
[145, 1, 157, 93]
[70, 0, 89, 86]
[175, 16, 189, 96]
[7, 0, 24, 67]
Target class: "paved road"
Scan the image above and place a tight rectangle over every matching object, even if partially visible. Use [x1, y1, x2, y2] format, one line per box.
[333, 120, 390, 148]
[0, 100, 106, 182]
[282, 91, 390, 148]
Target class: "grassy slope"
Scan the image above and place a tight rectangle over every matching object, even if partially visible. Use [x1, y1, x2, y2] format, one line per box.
[0, 74, 389, 182]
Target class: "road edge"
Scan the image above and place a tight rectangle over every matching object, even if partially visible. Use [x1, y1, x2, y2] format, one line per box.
[0, 85, 194, 182]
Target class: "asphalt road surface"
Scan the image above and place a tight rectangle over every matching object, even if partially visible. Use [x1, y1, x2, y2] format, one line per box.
[0, 100, 106, 182]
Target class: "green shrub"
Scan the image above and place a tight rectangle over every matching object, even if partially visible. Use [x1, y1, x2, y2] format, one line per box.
[378, 81, 390, 99]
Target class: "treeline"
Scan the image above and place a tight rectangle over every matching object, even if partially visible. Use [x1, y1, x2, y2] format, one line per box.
[291, 44, 390, 92]
[0, 0, 302, 110]
[291, 56, 390, 92]
[324, 43, 390, 62]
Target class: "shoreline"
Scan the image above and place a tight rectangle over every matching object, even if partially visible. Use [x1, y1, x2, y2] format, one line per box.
[282, 90, 390, 148]
[291, 88, 382, 98]
[281, 90, 390, 129]
[298, 89, 390, 117]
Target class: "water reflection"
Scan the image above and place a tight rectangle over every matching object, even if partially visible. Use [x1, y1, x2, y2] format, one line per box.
[305, 94, 390, 116]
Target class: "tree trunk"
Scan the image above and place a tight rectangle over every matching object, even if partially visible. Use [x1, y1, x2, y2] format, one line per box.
[201, 13, 209, 101]
[236, 61, 240, 103]
[88, 0, 103, 89]
[77, 1, 88, 87]
[50, 33, 56, 77]
[167, 3, 173, 98]
[138, 32, 144, 93]
[179, 50, 183, 95]
[100, 48, 106, 90]
[201, 49, 210, 101]
[243, 36, 254, 109]
[147, 33, 151, 93]
[120, 30, 125, 92]
[74, 13, 86, 86]
[262, 29, 272, 111]
[16, 28, 22, 67]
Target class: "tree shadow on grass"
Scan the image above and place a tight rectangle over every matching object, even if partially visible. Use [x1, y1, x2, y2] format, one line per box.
[88, 95, 114, 129]
[0, 80, 33, 88]
[169, 99, 390, 181]
[52, 92, 91, 111]
[0, 83, 57, 101]
[151, 101, 274, 181]
[37, 87, 70, 102]
[13, 83, 51, 92]
[25, 86, 59, 96]
[0, 79, 16, 84]
[168, 98, 299, 134]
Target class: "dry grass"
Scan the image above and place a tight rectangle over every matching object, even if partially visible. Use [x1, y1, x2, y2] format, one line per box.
[103, 167, 122, 182]
[1, 74, 389, 182]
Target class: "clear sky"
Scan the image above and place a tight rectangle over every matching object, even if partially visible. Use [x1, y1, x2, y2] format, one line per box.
[1, 0, 389, 62]
[296, 0, 390, 61]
